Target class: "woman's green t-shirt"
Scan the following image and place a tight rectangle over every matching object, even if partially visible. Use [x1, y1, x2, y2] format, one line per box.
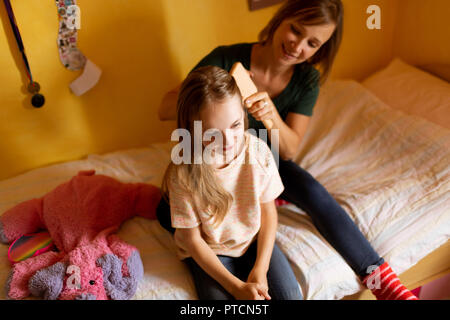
[191, 42, 321, 132]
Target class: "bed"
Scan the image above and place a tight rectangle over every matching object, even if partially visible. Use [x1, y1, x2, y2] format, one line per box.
[0, 59, 449, 300]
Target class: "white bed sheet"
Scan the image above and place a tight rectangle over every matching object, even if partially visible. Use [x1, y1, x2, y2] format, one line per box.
[0, 80, 448, 300]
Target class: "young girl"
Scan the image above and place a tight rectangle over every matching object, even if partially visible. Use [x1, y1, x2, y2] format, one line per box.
[161, 65, 302, 300]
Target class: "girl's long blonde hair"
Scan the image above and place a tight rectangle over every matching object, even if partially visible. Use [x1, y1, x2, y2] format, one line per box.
[161, 66, 248, 227]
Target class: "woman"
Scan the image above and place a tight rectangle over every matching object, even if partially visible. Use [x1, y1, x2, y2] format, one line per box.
[157, 0, 417, 300]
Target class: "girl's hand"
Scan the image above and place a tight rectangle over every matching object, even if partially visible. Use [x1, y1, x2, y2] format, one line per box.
[245, 92, 276, 123]
[232, 282, 266, 300]
[247, 267, 271, 300]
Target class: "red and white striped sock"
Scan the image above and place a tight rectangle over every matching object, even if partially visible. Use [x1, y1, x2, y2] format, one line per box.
[275, 198, 291, 207]
[362, 262, 418, 300]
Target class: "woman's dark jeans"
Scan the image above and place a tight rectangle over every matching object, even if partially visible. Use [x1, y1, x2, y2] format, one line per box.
[156, 158, 384, 278]
[275, 158, 384, 277]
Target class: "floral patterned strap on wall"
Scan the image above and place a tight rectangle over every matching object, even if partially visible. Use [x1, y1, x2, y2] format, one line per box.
[55, 0, 86, 71]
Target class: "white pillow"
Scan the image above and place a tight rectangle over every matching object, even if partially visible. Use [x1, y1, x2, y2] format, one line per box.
[362, 58, 450, 130]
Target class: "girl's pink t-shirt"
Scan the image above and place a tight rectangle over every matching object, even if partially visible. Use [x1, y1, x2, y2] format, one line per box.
[169, 132, 284, 259]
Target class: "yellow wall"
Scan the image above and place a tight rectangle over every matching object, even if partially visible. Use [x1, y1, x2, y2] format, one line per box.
[393, 0, 450, 66]
[0, 0, 447, 180]
[0, 0, 278, 180]
[331, 0, 399, 80]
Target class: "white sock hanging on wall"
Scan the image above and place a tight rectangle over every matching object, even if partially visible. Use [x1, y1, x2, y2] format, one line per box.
[55, 0, 101, 96]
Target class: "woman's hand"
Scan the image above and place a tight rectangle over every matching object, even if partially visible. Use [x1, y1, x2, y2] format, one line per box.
[232, 281, 267, 300]
[247, 267, 271, 300]
[245, 92, 276, 124]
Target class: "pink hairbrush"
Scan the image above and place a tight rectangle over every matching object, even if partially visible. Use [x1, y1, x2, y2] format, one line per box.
[230, 62, 274, 130]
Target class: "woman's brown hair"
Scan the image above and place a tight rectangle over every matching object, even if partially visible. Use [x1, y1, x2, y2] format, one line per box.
[259, 0, 343, 84]
[161, 66, 248, 227]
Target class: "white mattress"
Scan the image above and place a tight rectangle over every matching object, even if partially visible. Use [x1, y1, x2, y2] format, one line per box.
[0, 80, 448, 300]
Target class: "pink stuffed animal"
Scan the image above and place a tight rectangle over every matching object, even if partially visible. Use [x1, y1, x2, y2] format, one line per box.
[0, 170, 161, 300]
